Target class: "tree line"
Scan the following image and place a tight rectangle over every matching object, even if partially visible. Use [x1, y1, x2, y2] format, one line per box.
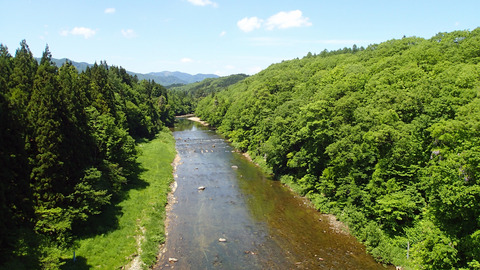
[196, 28, 480, 269]
[0, 40, 180, 268]
[166, 73, 249, 115]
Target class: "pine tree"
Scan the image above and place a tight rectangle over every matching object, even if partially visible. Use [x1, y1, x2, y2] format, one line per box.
[86, 62, 117, 116]
[27, 46, 71, 241]
[9, 40, 37, 126]
[0, 44, 12, 91]
[0, 44, 32, 254]
[57, 61, 110, 223]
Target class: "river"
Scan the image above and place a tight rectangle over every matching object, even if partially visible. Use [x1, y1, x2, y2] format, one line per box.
[154, 119, 388, 269]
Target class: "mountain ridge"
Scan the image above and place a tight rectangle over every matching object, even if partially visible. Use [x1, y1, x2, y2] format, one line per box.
[35, 57, 219, 86]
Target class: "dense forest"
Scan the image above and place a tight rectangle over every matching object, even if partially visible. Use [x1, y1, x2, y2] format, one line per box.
[167, 73, 249, 115]
[196, 28, 480, 269]
[0, 41, 181, 268]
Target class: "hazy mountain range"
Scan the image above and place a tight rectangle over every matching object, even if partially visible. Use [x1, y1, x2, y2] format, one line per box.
[37, 58, 219, 86]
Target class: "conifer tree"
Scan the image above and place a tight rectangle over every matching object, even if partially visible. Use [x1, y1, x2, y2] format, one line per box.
[57, 61, 110, 223]
[0, 45, 16, 251]
[27, 46, 71, 241]
[0, 44, 32, 253]
[9, 40, 37, 126]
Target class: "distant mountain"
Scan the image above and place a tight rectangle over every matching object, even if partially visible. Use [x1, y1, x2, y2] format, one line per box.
[34, 58, 219, 86]
[132, 71, 219, 85]
[46, 58, 93, 72]
[145, 71, 219, 85]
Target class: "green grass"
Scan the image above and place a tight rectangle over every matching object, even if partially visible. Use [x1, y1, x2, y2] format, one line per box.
[61, 130, 176, 269]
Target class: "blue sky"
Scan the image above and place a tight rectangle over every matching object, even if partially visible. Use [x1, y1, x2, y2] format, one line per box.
[1, 0, 479, 76]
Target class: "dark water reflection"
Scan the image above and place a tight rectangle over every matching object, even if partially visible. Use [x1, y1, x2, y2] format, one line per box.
[155, 119, 388, 269]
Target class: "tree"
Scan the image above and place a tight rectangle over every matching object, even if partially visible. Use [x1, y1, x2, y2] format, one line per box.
[27, 46, 73, 242]
[0, 44, 32, 254]
[9, 40, 37, 126]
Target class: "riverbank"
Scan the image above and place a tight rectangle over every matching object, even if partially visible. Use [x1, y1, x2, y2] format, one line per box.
[60, 130, 176, 270]
[187, 116, 209, 126]
[154, 153, 180, 265]
[175, 114, 210, 127]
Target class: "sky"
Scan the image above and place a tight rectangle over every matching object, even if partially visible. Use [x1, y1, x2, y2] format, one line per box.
[1, 0, 479, 76]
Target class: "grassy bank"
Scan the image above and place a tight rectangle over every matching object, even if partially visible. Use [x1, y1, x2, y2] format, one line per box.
[61, 130, 176, 269]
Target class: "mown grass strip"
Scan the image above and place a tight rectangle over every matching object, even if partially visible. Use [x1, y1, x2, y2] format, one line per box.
[62, 130, 176, 269]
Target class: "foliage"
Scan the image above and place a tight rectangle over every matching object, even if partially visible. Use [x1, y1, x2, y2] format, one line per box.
[0, 41, 177, 269]
[168, 73, 248, 115]
[195, 28, 480, 269]
[61, 131, 175, 270]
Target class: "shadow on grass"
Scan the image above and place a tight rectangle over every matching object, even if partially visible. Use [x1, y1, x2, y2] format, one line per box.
[73, 158, 149, 238]
[0, 227, 41, 270]
[2, 137, 157, 269]
[135, 137, 150, 144]
[61, 256, 91, 270]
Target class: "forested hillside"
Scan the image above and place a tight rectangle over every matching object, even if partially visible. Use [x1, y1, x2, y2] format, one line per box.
[0, 41, 179, 268]
[168, 73, 248, 115]
[196, 28, 480, 269]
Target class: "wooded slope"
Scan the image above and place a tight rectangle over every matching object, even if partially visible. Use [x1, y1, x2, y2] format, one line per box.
[196, 28, 480, 269]
[0, 41, 178, 268]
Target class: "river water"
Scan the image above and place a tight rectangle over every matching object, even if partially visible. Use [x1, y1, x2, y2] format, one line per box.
[154, 119, 388, 269]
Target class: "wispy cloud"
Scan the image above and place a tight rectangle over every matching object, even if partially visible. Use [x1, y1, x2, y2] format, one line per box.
[237, 10, 312, 33]
[237, 17, 263, 33]
[187, 0, 218, 8]
[121, 29, 137, 38]
[104, 8, 116, 14]
[60, 27, 96, 39]
[181, 57, 193, 63]
[219, 31, 227, 37]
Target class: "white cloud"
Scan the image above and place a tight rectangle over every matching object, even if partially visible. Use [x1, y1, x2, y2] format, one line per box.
[219, 31, 227, 37]
[265, 10, 312, 30]
[187, 0, 218, 7]
[121, 29, 137, 38]
[181, 57, 193, 63]
[105, 8, 116, 14]
[237, 10, 312, 33]
[237, 17, 263, 33]
[60, 27, 96, 39]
